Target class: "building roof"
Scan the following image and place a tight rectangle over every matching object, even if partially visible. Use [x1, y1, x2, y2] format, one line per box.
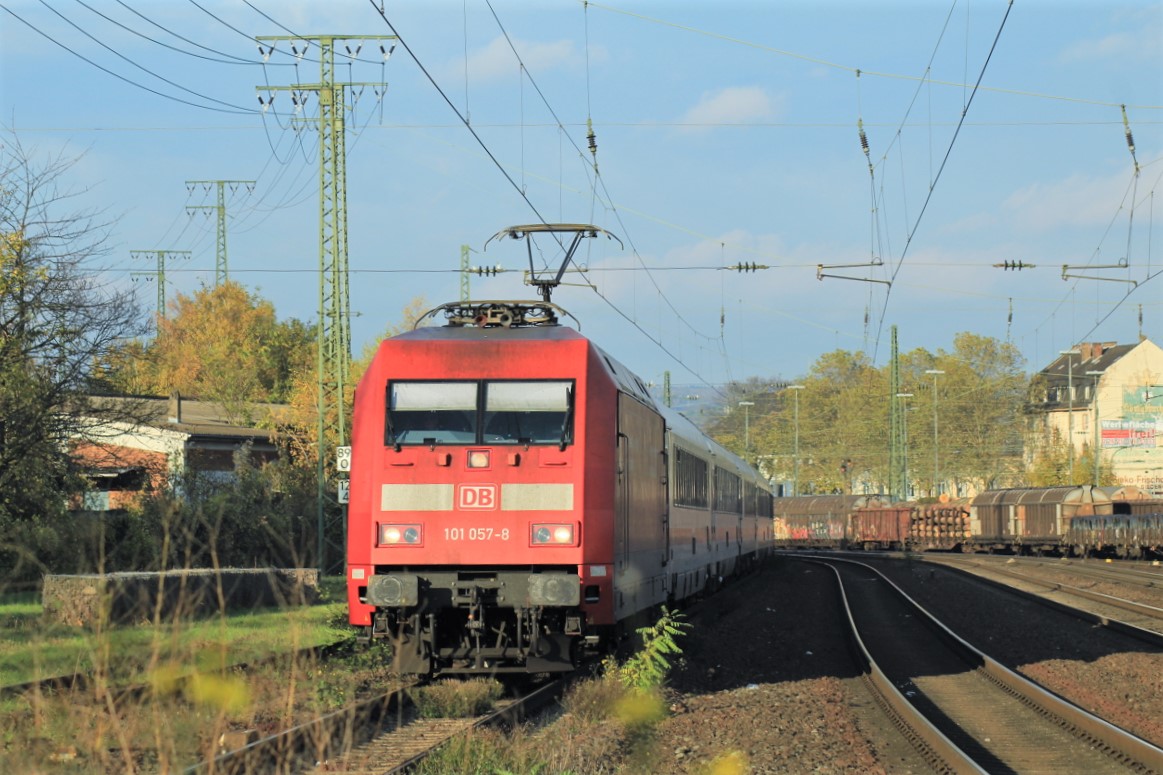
[85, 393, 290, 440]
[1041, 341, 1137, 388]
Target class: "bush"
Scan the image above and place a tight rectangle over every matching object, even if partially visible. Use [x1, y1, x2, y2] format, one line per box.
[611, 606, 691, 691]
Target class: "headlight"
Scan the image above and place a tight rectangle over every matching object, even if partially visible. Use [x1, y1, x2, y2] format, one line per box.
[531, 523, 576, 545]
[379, 523, 422, 545]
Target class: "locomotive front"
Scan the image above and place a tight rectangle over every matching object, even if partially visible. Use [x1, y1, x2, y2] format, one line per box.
[346, 305, 616, 675]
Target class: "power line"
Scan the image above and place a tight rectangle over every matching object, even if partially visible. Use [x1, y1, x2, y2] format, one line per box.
[0, 2, 257, 115]
[480, 0, 724, 357]
[76, 0, 273, 67]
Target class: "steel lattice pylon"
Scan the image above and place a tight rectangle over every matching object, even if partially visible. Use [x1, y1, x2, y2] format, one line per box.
[185, 180, 254, 286]
[257, 34, 395, 573]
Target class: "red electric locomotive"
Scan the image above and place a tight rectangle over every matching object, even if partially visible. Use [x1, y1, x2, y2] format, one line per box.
[347, 277, 772, 675]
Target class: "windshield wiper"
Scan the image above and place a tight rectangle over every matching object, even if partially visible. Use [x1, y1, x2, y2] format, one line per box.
[559, 388, 574, 451]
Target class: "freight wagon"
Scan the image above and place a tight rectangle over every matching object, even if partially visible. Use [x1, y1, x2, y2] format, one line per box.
[1065, 514, 1163, 559]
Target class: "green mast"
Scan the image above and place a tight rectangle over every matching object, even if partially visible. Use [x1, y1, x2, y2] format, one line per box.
[257, 34, 396, 572]
[184, 180, 254, 285]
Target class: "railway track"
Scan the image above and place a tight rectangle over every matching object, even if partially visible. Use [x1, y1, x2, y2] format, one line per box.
[0, 640, 352, 704]
[188, 676, 565, 775]
[943, 554, 1163, 590]
[814, 557, 1163, 774]
[920, 554, 1163, 634]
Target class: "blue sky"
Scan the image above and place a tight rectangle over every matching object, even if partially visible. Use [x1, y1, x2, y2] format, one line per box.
[1, 1, 1160, 397]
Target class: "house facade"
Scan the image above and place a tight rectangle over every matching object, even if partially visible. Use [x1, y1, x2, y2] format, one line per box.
[1031, 339, 1163, 495]
[71, 392, 284, 511]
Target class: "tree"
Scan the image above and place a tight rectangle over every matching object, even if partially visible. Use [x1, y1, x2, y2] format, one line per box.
[0, 137, 146, 580]
[99, 282, 313, 417]
[278, 295, 430, 464]
[714, 333, 1029, 498]
[929, 333, 1027, 491]
[1027, 427, 1071, 486]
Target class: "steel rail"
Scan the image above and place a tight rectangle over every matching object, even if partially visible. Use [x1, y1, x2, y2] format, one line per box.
[921, 555, 1163, 626]
[813, 556, 1163, 774]
[185, 685, 412, 775]
[816, 560, 987, 775]
[383, 678, 565, 774]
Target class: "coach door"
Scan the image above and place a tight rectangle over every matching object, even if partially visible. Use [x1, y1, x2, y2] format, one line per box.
[614, 393, 668, 619]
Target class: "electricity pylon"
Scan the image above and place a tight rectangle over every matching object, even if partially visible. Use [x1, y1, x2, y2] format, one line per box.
[257, 35, 395, 573]
[185, 180, 254, 285]
[130, 249, 190, 329]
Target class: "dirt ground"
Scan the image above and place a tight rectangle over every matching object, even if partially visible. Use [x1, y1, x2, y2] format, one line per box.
[627, 555, 1163, 774]
[645, 559, 926, 774]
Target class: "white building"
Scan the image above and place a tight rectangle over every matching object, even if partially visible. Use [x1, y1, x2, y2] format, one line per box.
[1032, 339, 1163, 495]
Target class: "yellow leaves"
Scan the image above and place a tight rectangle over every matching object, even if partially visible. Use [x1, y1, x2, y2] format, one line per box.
[148, 662, 184, 695]
[149, 661, 251, 713]
[0, 230, 30, 296]
[613, 688, 666, 731]
[186, 672, 250, 713]
[1, 229, 27, 259]
[707, 751, 749, 775]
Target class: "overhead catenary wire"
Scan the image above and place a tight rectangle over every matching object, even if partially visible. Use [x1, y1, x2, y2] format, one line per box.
[869, 0, 1014, 363]
[481, 0, 722, 348]
[359, 0, 728, 394]
[35, 0, 262, 113]
[75, 0, 278, 67]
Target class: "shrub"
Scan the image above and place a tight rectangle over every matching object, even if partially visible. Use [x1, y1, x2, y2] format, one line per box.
[612, 606, 690, 691]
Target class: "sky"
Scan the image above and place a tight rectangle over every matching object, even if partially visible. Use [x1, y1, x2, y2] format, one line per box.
[1, 0, 1161, 400]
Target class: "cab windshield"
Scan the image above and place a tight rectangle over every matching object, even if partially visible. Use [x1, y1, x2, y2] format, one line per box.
[386, 380, 573, 447]
[483, 381, 571, 445]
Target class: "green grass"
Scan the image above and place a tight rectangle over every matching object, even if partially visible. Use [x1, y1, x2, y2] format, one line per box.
[0, 577, 351, 688]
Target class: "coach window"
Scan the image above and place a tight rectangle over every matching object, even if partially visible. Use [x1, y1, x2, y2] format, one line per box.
[674, 448, 709, 509]
[386, 382, 478, 446]
[482, 381, 573, 445]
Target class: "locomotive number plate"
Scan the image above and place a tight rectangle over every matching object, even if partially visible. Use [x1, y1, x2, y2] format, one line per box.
[443, 527, 511, 541]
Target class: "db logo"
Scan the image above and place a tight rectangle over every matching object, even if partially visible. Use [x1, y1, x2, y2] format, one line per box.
[458, 484, 498, 510]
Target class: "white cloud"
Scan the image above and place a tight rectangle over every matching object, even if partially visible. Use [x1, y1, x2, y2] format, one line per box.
[678, 86, 778, 130]
[1003, 170, 1132, 232]
[1058, 16, 1161, 65]
[463, 35, 578, 83]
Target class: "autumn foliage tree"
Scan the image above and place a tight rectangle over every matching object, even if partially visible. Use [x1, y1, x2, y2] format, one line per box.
[280, 295, 430, 463]
[99, 282, 313, 421]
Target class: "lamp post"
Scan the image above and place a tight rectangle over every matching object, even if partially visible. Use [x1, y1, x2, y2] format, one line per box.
[1060, 349, 1079, 483]
[738, 400, 755, 456]
[1086, 370, 1104, 486]
[924, 369, 944, 497]
[788, 385, 804, 495]
[896, 392, 913, 499]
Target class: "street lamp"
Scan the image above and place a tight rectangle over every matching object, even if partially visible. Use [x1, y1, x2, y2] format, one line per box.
[896, 392, 913, 499]
[788, 385, 804, 495]
[924, 369, 944, 497]
[738, 401, 755, 456]
[1085, 370, 1104, 486]
[1060, 349, 1079, 483]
